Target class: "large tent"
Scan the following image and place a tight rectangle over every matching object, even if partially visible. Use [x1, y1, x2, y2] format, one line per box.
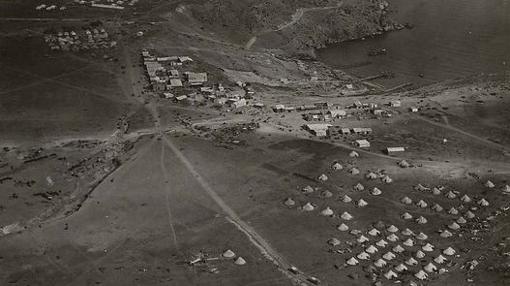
[434, 255, 447, 264]
[394, 263, 408, 272]
[478, 198, 489, 207]
[443, 247, 456, 256]
[393, 245, 405, 253]
[350, 168, 360, 175]
[424, 262, 437, 273]
[439, 230, 453, 238]
[485, 180, 495, 188]
[357, 251, 370, 260]
[448, 207, 459, 215]
[374, 258, 387, 268]
[422, 243, 434, 252]
[415, 184, 430, 192]
[448, 222, 460, 230]
[461, 194, 472, 203]
[415, 250, 426, 259]
[366, 245, 378, 254]
[357, 235, 370, 243]
[431, 187, 442, 195]
[445, 191, 457, 199]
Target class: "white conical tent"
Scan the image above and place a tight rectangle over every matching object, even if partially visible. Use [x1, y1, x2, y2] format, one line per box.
[357, 198, 368, 207]
[382, 175, 393, 183]
[346, 257, 359, 266]
[342, 195, 353, 203]
[401, 196, 413, 204]
[457, 216, 467, 224]
[461, 194, 472, 203]
[445, 191, 456, 199]
[416, 200, 428, 208]
[401, 228, 414, 236]
[341, 212, 353, 220]
[321, 190, 333, 198]
[383, 251, 396, 261]
[393, 245, 405, 253]
[302, 185, 314, 193]
[478, 198, 489, 207]
[443, 247, 456, 256]
[366, 172, 378, 180]
[318, 174, 328, 182]
[368, 228, 381, 236]
[366, 245, 378, 254]
[406, 257, 418, 266]
[416, 216, 428, 224]
[387, 225, 399, 233]
[353, 183, 365, 191]
[332, 162, 343, 171]
[384, 270, 398, 280]
[448, 207, 459, 215]
[328, 237, 341, 246]
[234, 256, 247, 265]
[415, 250, 426, 259]
[338, 223, 349, 231]
[416, 232, 428, 240]
[434, 255, 447, 264]
[399, 160, 410, 168]
[376, 239, 388, 248]
[440, 230, 453, 238]
[357, 251, 370, 260]
[284, 197, 296, 206]
[448, 222, 460, 230]
[371, 187, 382, 196]
[432, 203, 443, 212]
[302, 202, 315, 211]
[222, 249, 236, 258]
[387, 234, 399, 242]
[415, 184, 430, 192]
[485, 180, 495, 188]
[349, 151, 359, 158]
[357, 235, 370, 243]
[395, 263, 408, 272]
[424, 262, 437, 273]
[403, 238, 414, 247]
[502, 185, 510, 193]
[414, 270, 428, 280]
[320, 207, 334, 216]
[422, 243, 434, 252]
[465, 210, 475, 219]
[401, 212, 413, 220]
[374, 258, 387, 267]
[431, 187, 442, 195]
[350, 168, 360, 175]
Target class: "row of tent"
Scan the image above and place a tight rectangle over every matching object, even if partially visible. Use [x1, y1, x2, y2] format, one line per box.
[222, 249, 246, 265]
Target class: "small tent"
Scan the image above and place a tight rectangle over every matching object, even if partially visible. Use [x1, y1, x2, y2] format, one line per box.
[431, 187, 442, 195]
[320, 207, 334, 216]
[342, 195, 353, 203]
[384, 270, 398, 280]
[440, 230, 453, 238]
[376, 239, 388, 248]
[398, 160, 410, 168]
[401, 228, 414, 236]
[353, 183, 365, 191]
[403, 238, 414, 247]
[357, 199, 368, 207]
[416, 232, 428, 240]
[331, 162, 343, 171]
[366, 172, 378, 180]
[357, 235, 370, 243]
[443, 247, 456, 256]
[414, 270, 428, 280]
[318, 174, 329, 182]
[302, 202, 315, 211]
[422, 243, 434, 252]
[465, 210, 475, 219]
[349, 151, 359, 158]
[416, 216, 428, 224]
[284, 197, 296, 206]
[448, 207, 459, 215]
[387, 234, 399, 242]
[383, 251, 396, 261]
[234, 256, 247, 265]
[302, 185, 314, 194]
[478, 198, 489, 207]
[337, 223, 349, 231]
[387, 225, 399, 233]
[457, 216, 467, 224]
[461, 194, 472, 203]
[393, 245, 405, 253]
[341, 212, 354, 220]
[222, 249, 236, 258]
[416, 200, 428, 208]
[448, 222, 460, 230]
[401, 212, 413, 220]
[485, 180, 495, 188]
[445, 191, 457, 199]
[382, 175, 393, 184]
[415, 184, 430, 192]
[401, 196, 413, 205]
[350, 168, 360, 175]
[432, 203, 443, 212]
[424, 262, 437, 273]
[346, 257, 359, 266]
[328, 237, 341, 246]
[371, 187, 382, 196]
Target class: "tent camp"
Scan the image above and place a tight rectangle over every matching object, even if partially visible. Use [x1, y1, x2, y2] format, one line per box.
[302, 202, 315, 211]
[424, 262, 437, 273]
[443, 247, 456, 256]
[416, 216, 428, 224]
[403, 238, 414, 247]
[371, 187, 382, 196]
[222, 249, 236, 258]
[401, 212, 413, 220]
[341, 212, 354, 220]
[432, 203, 443, 212]
[318, 174, 329, 182]
[328, 237, 341, 246]
[338, 223, 349, 231]
[383, 251, 396, 261]
[422, 243, 434, 252]
[376, 239, 388, 248]
[416, 232, 428, 240]
[357, 199, 368, 207]
[401, 228, 414, 236]
[331, 162, 343, 170]
[284, 198, 296, 206]
[387, 225, 399, 233]
[366, 172, 378, 180]
[414, 270, 428, 280]
[234, 256, 247, 265]
[349, 151, 360, 158]
[416, 200, 428, 208]
[387, 234, 399, 242]
[353, 183, 365, 191]
[320, 207, 334, 216]
[368, 228, 381, 236]
[346, 257, 359, 266]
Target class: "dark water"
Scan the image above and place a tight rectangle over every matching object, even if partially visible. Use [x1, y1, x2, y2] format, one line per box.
[317, 0, 510, 88]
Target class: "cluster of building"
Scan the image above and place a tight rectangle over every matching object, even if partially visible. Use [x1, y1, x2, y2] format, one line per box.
[35, 4, 66, 11]
[44, 28, 116, 52]
[143, 50, 255, 110]
[74, 0, 139, 10]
